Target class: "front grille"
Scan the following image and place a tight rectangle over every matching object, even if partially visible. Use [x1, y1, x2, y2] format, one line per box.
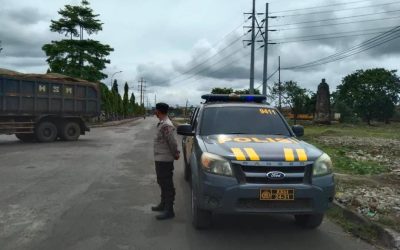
[237, 198, 312, 210]
[233, 164, 311, 184]
[242, 165, 305, 173]
[245, 177, 304, 184]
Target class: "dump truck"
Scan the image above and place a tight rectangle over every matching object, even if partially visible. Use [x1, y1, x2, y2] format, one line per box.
[0, 69, 100, 142]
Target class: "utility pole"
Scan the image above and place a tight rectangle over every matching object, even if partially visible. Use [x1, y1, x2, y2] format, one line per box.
[154, 94, 157, 107]
[260, 3, 277, 101]
[262, 3, 269, 97]
[249, 0, 256, 94]
[278, 56, 281, 111]
[138, 78, 146, 106]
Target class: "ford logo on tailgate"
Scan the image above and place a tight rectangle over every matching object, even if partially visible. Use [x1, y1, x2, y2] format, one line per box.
[266, 171, 286, 180]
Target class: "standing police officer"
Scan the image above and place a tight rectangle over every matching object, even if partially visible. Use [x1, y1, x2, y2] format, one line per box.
[152, 103, 180, 220]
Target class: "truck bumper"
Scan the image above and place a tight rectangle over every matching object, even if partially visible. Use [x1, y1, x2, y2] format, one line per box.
[197, 173, 335, 214]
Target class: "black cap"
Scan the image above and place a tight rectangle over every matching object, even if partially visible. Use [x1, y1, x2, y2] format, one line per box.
[156, 102, 169, 114]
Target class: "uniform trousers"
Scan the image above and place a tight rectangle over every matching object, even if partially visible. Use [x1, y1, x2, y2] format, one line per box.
[155, 161, 176, 209]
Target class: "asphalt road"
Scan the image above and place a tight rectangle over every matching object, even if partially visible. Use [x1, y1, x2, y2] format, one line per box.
[0, 117, 377, 250]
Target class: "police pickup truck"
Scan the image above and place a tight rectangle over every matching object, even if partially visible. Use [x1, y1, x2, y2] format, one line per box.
[177, 94, 335, 229]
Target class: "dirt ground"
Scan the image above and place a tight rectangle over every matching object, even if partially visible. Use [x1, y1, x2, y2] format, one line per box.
[303, 125, 400, 232]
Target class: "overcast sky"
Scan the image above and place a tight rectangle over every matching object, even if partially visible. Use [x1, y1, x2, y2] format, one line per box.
[0, 0, 399, 106]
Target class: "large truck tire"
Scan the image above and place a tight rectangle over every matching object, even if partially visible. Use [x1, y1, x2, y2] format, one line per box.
[294, 213, 324, 229]
[191, 187, 212, 229]
[35, 121, 58, 143]
[15, 133, 36, 142]
[60, 122, 81, 141]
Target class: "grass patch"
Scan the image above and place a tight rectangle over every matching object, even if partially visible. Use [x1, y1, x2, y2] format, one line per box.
[307, 140, 390, 175]
[378, 215, 400, 232]
[302, 122, 400, 140]
[327, 206, 379, 245]
[300, 123, 396, 175]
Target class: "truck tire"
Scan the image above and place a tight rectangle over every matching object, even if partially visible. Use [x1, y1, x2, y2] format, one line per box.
[35, 121, 58, 143]
[60, 122, 81, 141]
[295, 213, 324, 229]
[191, 187, 212, 229]
[15, 133, 35, 142]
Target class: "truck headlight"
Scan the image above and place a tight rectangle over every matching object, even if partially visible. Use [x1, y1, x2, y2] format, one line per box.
[201, 152, 233, 176]
[313, 153, 333, 177]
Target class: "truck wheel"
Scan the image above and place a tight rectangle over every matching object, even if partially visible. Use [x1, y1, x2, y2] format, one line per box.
[60, 122, 81, 141]
[35, 121, 58, 143]
[191, 187, 212, 229]
[295, 213, 324, 229]
[15, 134, 36, 142]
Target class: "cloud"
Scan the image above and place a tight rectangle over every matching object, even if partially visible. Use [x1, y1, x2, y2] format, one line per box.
[0, 6, 52, 61]
[4, 7, 49, 25]
[1, 0, 400, 107]
[136, 63, 173, 87]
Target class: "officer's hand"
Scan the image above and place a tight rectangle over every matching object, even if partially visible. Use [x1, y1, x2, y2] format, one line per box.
[174, 152, 180, 160]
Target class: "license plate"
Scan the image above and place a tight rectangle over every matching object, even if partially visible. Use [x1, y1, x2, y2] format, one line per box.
[260, 189, 294, 200]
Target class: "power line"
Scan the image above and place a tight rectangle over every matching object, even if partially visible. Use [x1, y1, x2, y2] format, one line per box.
[256, 68, 279, 89]
[270, 26, 397, 42]
[275, 15, 400, 31]
[171, 33, 247, 77]
[295, 33, 400, 68]
[283, 26, 400, 70]
[276, 1, 400, 17]
[271, 0, 377, 14]
[173, 49, 252, 88]
[153, 21, 249, 86]
[285, 26, 400, 69]
[271, 29, 397, 44]
[271, 9, 400, 28]
[169, 46, 247, 85]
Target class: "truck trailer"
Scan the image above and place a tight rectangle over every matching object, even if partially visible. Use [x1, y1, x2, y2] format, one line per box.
[0, 69, 100, 142]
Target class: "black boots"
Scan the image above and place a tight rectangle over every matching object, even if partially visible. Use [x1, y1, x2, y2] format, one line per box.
[152, 202, 175, 220]
[151, 202, 165, 212]
[156, 208, 175, 220]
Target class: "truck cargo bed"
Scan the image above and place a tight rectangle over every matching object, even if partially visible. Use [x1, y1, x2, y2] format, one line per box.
[0, 72, 100, 117]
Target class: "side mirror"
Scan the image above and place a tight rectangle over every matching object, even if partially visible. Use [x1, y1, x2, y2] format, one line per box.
[177, 124, 195, 136]
[292, 125, 304, 137]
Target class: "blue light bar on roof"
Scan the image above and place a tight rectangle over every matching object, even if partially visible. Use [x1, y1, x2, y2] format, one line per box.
[201, 94, 266, 103]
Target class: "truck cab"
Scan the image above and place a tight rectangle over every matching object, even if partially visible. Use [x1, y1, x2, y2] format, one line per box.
[177, 94, 335, 229]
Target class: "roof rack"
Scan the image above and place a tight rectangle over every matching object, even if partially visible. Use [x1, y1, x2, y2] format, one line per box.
[201, 94, 267, 103]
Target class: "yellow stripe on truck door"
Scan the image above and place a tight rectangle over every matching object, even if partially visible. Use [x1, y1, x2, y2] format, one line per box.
[244, 148, 260, 161]
[231, 148, 246, 161]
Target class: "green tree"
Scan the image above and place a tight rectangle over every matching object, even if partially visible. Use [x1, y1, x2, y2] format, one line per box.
[211, 87, 261, 95]
[111, 79, 119, 94]
[234, 89, 261, 95]
[211, 87, 234, 94]
[99, 83, 111, 119]
[123, 82, 129, 117]
[42, 0, 113, 82]
[271, 81, 310, 124]
[304, 92, 316, 115]
[129, 93, 136, 115]
[336, 68, 400, 124]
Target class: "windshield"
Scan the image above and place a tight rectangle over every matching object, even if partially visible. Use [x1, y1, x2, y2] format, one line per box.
[200, 106, 291, 136]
